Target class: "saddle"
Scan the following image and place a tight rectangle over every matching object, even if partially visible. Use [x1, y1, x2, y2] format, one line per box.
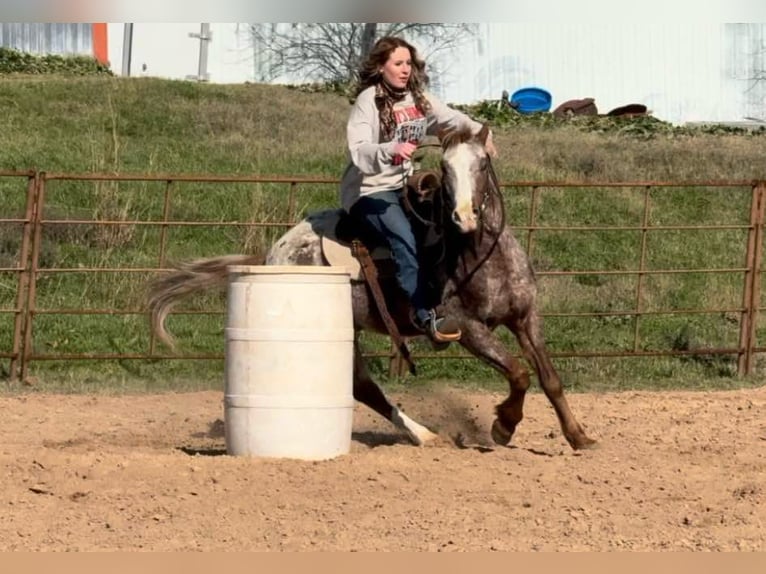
[321, 170, 443, 276]
[319, 169, 445, 375]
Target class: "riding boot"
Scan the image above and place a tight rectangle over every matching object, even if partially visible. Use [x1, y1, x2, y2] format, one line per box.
[414, 308, 462, 346]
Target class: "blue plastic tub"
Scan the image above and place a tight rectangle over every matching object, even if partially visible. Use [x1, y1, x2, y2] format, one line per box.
[510, 87, 552, 114]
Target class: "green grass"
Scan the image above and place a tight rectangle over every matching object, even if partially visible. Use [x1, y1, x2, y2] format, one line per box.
[1, 75, 766, 393]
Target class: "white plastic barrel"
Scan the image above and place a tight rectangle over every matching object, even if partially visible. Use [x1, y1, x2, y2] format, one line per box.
[223, 265, 354, 460]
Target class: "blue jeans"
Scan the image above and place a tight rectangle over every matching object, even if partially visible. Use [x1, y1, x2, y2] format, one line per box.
[349, 190, 430, 324]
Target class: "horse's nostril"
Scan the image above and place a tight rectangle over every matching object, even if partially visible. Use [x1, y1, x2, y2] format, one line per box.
[452, 211, 461, 224]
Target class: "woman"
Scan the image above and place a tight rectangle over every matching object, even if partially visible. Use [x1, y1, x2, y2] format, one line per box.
[339, 36, 497, 345]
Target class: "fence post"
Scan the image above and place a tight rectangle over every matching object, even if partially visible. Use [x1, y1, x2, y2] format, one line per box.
[633, 185, 652, 352]
[19, 173, 47, 383]
[288, 181, 298, 223]
[8, 172, 40, 381]
[388, 339, 408, 378]
[525, 185, 540, 257]
[738, 180, 766, 376]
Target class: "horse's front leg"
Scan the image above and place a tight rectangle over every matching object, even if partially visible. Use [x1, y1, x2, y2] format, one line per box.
[352, 339, 438, 446]
[510, 314, 597, 450]
[456, 318, 533, 447]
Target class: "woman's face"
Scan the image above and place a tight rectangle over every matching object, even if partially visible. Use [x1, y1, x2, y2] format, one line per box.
[380, 46, 412, 90]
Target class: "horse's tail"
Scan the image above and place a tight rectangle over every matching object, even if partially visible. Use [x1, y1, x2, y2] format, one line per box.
[147, 254, 264, 349]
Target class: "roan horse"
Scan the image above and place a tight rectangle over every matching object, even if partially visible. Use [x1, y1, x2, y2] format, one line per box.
[147, 125, 596, 451]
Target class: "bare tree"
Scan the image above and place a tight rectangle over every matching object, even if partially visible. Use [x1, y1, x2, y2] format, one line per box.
[728, 23, 766, 120]
[247, 23, 478, 87]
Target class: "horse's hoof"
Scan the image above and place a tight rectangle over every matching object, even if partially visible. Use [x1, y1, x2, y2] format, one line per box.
[393, 407, 439, 446]
[408, 427, 439, 447]
[491, 418, 512, 446]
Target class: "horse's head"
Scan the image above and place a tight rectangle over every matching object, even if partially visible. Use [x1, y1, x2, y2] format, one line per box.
[440, 125, 492, 234]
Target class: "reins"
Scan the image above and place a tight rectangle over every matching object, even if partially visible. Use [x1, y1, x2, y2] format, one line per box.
[401, 169, 443, 228]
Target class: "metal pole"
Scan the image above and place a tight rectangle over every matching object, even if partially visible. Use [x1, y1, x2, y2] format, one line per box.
[738, 181, 766, 376]
[745, 182, 766, 375]
[187, 23, 211, 82]
[198, 23, 210, 82]
[121, 23, 133, 76]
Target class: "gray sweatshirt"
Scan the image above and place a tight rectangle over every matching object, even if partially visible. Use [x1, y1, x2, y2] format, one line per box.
[339, 85, 485, 212]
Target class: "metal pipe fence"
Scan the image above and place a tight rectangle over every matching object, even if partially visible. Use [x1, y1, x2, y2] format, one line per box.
[1, 170, 763, 381]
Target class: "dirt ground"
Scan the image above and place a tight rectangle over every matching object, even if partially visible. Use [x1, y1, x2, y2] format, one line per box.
[0, 385, 764, 551]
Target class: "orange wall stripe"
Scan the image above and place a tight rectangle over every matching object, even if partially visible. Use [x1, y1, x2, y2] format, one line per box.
[92, 23, 108, 64]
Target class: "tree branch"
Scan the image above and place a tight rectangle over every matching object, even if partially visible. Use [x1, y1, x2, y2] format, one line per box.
[246, 23, 478, 86]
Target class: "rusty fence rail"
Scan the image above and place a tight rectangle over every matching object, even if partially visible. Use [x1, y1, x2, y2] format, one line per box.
[0, 171, 764, 381]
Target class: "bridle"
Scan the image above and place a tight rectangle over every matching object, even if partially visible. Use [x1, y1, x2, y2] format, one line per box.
[399, 139, 507, 292]
[450, 153, 506, 293]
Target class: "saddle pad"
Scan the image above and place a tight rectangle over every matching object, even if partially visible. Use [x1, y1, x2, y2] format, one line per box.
[321, 235, 363, 280]
[317, 210, 391, 281]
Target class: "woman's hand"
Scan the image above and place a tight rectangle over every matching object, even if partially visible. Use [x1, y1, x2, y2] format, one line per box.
[393, 141, 418, 161]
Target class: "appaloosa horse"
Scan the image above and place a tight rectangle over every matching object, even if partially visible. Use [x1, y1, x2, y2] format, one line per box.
[147, 125, 596, 451]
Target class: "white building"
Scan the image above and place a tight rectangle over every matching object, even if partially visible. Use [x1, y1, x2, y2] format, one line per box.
[445, 23, 766, 125]
[96, 23, 766, 125]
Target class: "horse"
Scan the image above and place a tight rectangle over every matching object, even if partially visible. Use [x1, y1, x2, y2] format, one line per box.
[147, 125, 596, 451]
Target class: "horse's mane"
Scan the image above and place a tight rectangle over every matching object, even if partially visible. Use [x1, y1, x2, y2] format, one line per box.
[440, 126, 476, 150]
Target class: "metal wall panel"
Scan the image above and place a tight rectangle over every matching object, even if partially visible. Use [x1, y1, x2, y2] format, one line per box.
[98, 23, 766, 125]
[725, 23, 766, 121]
[432, 23, 766, 125]
[0, 23, 93, 57]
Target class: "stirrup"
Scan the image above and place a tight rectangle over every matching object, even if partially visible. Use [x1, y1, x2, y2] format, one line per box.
[417, 310, 462, 344]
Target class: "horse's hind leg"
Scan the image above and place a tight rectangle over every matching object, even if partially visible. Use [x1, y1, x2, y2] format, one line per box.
[510, 314, 596, 450]
[352, 339, 438, 446]
[456, 318, 534, 447]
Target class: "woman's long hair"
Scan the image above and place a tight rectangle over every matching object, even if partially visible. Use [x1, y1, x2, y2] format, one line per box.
[355, 36, 431, 117]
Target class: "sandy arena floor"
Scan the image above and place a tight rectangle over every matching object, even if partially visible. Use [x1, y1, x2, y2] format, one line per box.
[0, 385, 764, 551]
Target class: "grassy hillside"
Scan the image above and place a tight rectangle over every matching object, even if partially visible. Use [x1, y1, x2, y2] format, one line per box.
[0, 76, 351, 176]
[1, 75, 766, 392]
[2, 75, 765, 180]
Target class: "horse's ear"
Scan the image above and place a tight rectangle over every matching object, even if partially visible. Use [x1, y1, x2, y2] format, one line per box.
[477, 124, 490, 144]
